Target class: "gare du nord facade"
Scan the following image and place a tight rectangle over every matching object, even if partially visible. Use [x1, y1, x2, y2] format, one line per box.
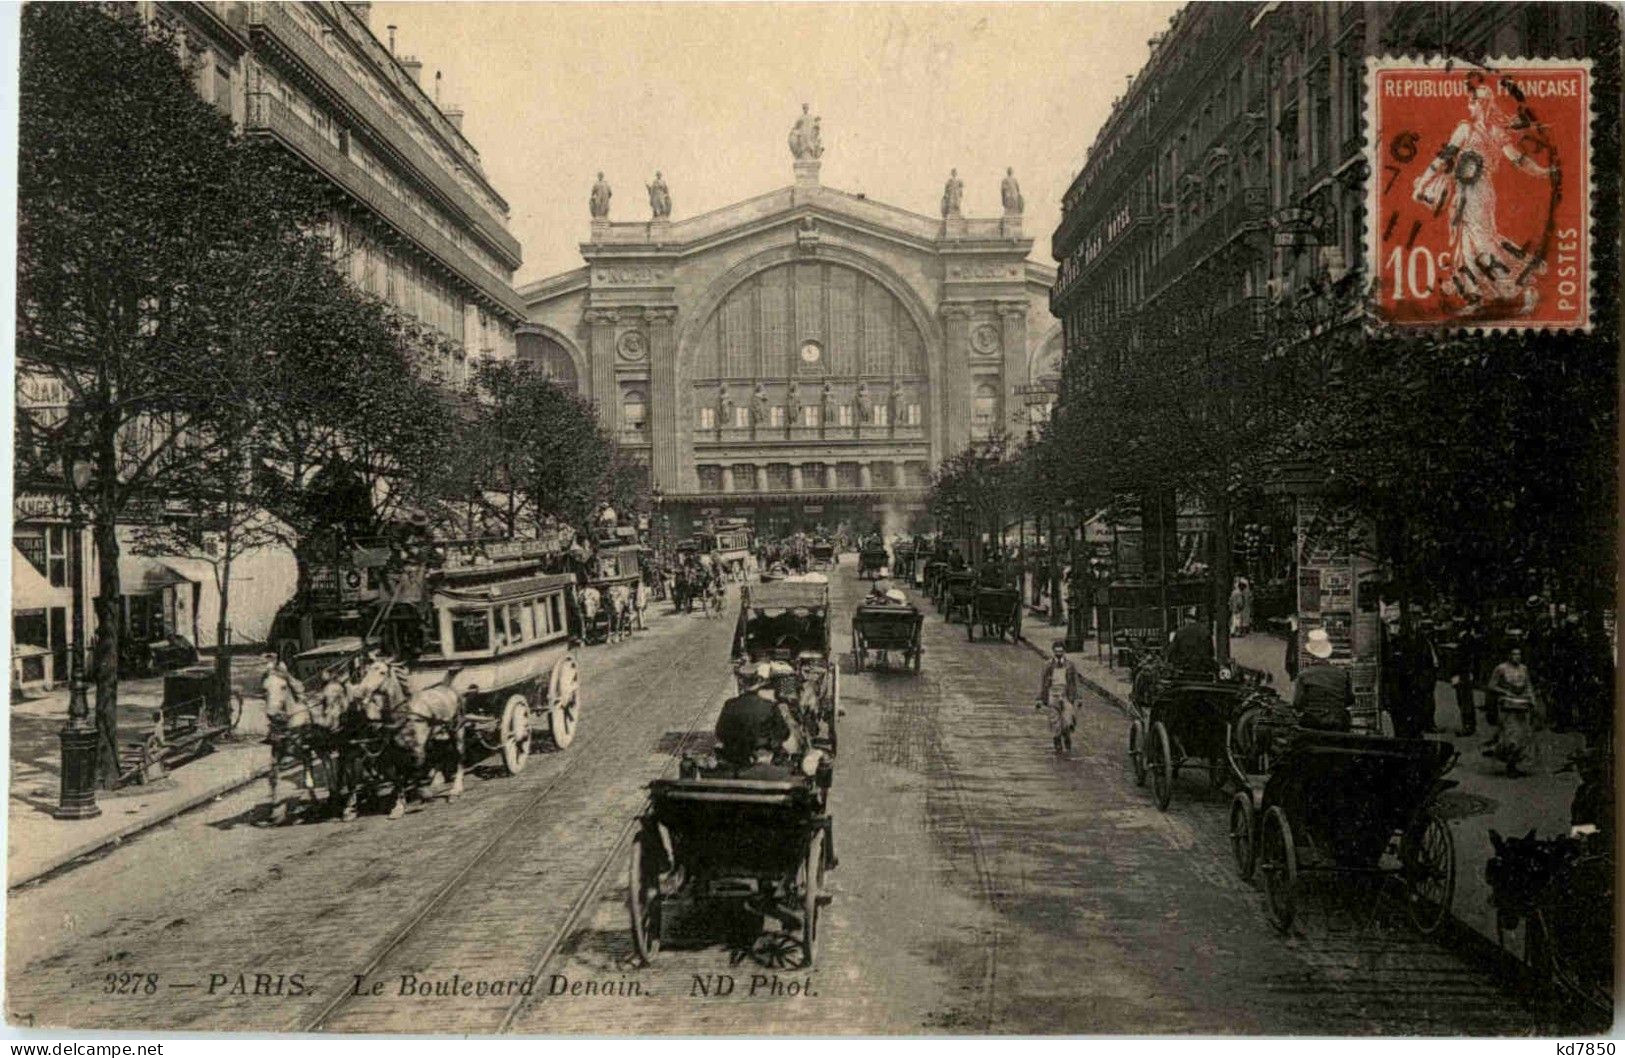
[518, 147, 1062, 541]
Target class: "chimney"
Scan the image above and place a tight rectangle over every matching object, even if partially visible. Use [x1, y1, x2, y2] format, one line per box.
[401, 56, 423, 85]
[345, 1, 371, 26]
[445, 108, 465, 132]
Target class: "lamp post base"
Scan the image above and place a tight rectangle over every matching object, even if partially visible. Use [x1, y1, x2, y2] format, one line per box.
[53, 725, 102, 820]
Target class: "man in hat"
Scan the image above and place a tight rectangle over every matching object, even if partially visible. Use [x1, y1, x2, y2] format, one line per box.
[1167, 615, 1216, 679]
[1292, 628, 1353, 732]
[866, 579, 907, 605]
[715, 662, 800, 773]
[1037, 639, 1082, 754]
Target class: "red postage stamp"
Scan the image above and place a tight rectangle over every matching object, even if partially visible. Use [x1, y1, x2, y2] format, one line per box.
[1367, 57, 1593, 331]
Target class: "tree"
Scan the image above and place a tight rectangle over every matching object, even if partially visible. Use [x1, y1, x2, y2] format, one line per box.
[16, 4, 335, 782]
[457, 360, 618, 536]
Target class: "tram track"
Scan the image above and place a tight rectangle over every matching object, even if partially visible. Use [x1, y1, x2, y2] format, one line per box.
[300, 603, 739, 1034]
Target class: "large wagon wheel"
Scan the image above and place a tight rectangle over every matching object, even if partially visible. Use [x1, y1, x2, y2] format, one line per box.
[627, 830, 663, 965]
[1150, 721, 1174, 811]
[1229, 790, 1257, 881]
[548, 656, 581, 750]
[1399, 809, 1455, 934]
[498, 692, 532, 774]
[1259, 806, 1298, 933]
[800, 827, 826, 967]
[1127, 717, 1147, 787]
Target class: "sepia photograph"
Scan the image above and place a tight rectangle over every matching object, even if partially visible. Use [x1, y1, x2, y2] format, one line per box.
[5, 0, 1619, 1039]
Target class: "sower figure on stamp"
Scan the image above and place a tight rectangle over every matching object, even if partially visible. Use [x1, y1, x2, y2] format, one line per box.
[1037, 639, 1081, 756]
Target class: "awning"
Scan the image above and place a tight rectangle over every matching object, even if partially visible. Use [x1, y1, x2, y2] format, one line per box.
[11, 547, 56, 611]
[117, 555, 197, 595]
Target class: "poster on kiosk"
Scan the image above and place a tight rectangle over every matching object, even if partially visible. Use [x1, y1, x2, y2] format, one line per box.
[1295, 501, 1382, 731]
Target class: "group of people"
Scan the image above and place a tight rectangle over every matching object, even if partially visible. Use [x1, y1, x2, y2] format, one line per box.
[712, 660, 830, 777]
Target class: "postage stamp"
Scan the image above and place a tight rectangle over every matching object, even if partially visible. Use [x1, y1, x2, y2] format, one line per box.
[1366, 57, 1594, 331]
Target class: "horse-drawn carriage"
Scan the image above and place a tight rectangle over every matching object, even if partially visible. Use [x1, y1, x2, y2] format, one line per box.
[809, 539, 836, 572]
[851, 599, 924, 672]
[628, 765, 834, 967]
[857, 540, 889, 580]
[268, 537, 583, 821]
[1236, 732, 1457, 936]
[890, 540, 917, 582]
[581, 538, 646, 644]
[123, 665, 245, 785]
[1126, 662, 1278, 812]
[734, 581, 839, 756]
[941, 571, 977, 624]
[967, 585, 1023, 642]
[698, 520, 754, 582]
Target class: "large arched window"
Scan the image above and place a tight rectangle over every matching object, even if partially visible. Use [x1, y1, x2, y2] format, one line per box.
[515, 332, 580, 393]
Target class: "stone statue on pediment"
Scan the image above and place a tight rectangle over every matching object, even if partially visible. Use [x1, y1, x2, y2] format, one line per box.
[789, 103, 824, 161]
[647, 171, 671, 220]
[749, 381, 770, 425]
[590, 172, 612, 219]
[855, 381, 873, 420]
[717, 383, 734, 425]
[1001, 167, 1024, 214]
[941, 169, 964, 218]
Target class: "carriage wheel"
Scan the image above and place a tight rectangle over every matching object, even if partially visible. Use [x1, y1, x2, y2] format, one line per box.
[1259, 806, 1298, 933]
[1127, 718, 1147, 787]
[1150, 721, 1174, 811]
[627, 831, 663, 965]
[1399, 810, 1455, 935]
[801, 828, 826, 967]
[1229, 791, 1257, 882]
[549, 659, 581, 750]
[498, 693, 532, 775]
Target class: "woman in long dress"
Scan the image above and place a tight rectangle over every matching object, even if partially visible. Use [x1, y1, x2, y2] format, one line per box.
[1412, 83, 1556, 314]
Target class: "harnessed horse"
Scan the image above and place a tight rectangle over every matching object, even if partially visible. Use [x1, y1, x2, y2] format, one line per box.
[382, 675, 466, 819]
[263, 662, 345, 825]
[605, 583, 633, 643]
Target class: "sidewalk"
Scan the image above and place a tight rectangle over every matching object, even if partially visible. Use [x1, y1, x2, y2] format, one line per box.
[1040, 620, 1582, 971]
[8, 656, 278, 888]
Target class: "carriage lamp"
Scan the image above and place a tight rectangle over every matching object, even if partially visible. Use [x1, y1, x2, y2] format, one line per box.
[55, 446, 102, 820]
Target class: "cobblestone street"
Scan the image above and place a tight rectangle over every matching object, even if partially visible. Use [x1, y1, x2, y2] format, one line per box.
[5, 560, 1573, 1034]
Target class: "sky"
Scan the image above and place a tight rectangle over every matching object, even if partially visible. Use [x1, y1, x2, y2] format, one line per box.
[370, 1, 1182, 285]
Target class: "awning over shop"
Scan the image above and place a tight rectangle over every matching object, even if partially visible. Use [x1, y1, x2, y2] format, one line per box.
[11, 547, 56, 611]
[117, 555, 198, 595]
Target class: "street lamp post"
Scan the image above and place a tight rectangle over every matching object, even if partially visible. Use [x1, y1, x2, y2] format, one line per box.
[55, 448, 101, 820]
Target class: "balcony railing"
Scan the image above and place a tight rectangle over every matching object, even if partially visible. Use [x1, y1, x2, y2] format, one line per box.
[246, 93, 528, 320]
[1146, 186, 1268, 295]
[248, 3, 521, 270]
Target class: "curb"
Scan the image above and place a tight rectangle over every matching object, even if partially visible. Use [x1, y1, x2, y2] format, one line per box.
[9, 755, 281, 892]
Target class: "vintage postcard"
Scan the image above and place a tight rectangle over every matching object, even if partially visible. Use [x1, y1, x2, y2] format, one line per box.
[7, 0, 1617, 1039]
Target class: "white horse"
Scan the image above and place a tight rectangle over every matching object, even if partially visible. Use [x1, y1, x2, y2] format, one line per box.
[579, 585, 604, 643]
[384, 676, 465, 819]
[263, 660, 340, 825]
[606, 583, 633, 643]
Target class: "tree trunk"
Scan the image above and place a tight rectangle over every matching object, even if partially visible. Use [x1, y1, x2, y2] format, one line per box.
[214, 545, 234, 719]
[92, 512, 122, 789]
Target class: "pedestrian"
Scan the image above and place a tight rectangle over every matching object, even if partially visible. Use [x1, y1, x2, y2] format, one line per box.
[1292, 629, 1353, 731]
[1411, 619, 1441, 734]
[1239, 578, 1254, 636]
[1485, 642, 1539, 777]
[1284, 614, 1301, 681]
[1036, 639, 1081, 755]
[1229, 579, 1245, 636]
[1450, 613, 1484, 736]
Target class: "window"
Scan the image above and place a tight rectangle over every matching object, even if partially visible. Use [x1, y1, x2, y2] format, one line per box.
[769, 405, 785, 428]
[548, 595, 563, 634]
[872, 403, 890, 426]
[801, 404, 819, 428]
[733, 406, 749, 429]
[213, 61, 232, 113]
[971, 384, 998, 439]
[836, 404, 853, 427]
[904, 403, 922, 426]
[622, 389, 647, 435]
[523, 600, 538, 640]
[47, 526, 66, 588]
[699, 406, 715, 430]
[506, 603, 526, 645]
[450, 608, 492, 653]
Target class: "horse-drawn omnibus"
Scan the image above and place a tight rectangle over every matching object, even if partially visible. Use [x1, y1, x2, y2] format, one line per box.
[271, 536, 584, 777]
[581, 528, 648, 643]
[697, 519, 754, 581]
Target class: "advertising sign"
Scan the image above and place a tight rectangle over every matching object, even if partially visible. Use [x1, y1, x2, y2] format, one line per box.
[1297, 500, 1382, 729]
